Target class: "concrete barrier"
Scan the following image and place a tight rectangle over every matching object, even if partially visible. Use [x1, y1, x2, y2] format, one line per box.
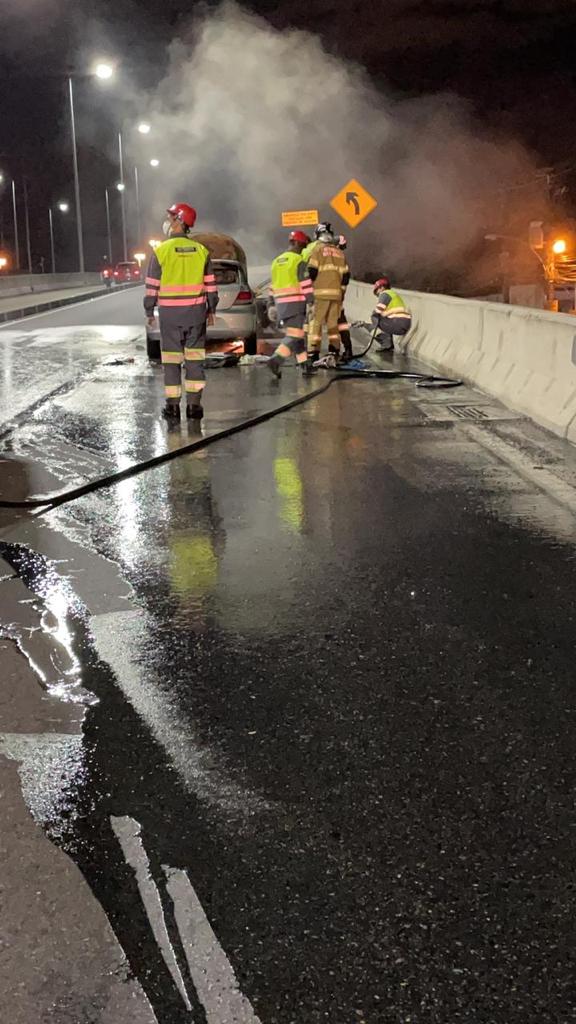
[345, 280, 576, 444]
[0, 273, 102, 299]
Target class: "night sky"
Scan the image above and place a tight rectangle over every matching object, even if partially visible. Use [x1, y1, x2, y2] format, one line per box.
[1, 0, 575, 272]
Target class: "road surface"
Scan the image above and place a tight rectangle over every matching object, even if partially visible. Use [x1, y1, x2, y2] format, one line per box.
[1, 286, 576, 1022]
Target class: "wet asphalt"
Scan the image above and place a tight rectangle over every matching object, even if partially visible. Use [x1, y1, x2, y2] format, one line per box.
[2, 289, 576, 1022]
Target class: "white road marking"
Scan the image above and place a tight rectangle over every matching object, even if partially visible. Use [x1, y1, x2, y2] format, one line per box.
[164, 866, 263, 1024]
[110, 815, 193, 1013]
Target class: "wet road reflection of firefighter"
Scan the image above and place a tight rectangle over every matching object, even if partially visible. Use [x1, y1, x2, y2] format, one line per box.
[163, 434, 226, 629]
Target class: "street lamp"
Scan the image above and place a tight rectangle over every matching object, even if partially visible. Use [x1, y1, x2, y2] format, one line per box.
[150, 158, 160, 168]
[68, 61, 116, 273]
[94, 61, 115, 80]
[552, 238, 567, 255]
[48, 200, 69, 274]
[137, 122, 151, 135]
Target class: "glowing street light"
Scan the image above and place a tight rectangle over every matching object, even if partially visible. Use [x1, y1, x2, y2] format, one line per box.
[552, 238, 567, 255]
[148, 239, 160, 249]
[116, 181, 125, 192]
[94, 62, 115, 80]
[133, 251, 146, 266]
[138, 122, 151, 135]
[150, 158, 160, 168]
[0, 256, 8, 271]
[48, 200, 69, 273]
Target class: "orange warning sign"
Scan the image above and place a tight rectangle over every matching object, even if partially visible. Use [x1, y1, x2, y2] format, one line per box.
[330, 179, 378, 229]
[281, 209, 319, 228]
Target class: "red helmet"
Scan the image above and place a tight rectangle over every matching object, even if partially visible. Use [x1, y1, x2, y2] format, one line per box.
[167, 203, 197, 229]
[289, 230, 310, 245]
[373, 276, 390, 294]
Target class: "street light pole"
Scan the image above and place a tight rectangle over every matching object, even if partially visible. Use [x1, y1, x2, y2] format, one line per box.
[134, 165, 141, 246]
[118, 132, 128, 261]
[11, 179, 19, 270]
[23, 179, 32, 273]
[48, 207, 55, 274]
[105, 188, 113, 264]
[68, 77, 85, 273]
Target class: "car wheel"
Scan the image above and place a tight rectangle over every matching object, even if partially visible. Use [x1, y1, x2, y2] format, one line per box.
[146, 333, 161, 360]
[244, 332, 258, 356]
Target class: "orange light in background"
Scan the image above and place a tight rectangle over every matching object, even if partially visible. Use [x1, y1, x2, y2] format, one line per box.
[133, 252, 146, 266]
[552, 238, 567, 255]
[0, 256, 9, 271]
[148, 238, 160, 249]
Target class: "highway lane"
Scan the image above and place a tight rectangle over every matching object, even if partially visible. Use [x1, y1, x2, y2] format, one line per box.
[2, 286, 576, 1021]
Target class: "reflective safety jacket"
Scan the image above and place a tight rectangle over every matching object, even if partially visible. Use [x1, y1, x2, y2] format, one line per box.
[307, 244, 350, 301]
[144, 236, 218, 319]
[271, 250, 313, 319]
[372, 288, 412, 327]
[301, 241, 320, 264]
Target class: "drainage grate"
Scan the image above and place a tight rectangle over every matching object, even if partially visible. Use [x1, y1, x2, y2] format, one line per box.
[421, 403, 522, 422]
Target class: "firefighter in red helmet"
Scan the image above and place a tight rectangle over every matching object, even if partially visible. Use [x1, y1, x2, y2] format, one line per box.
[371, 276, 412, 352]
[267, 230, 315, 379]
[144, 203, 218, 422]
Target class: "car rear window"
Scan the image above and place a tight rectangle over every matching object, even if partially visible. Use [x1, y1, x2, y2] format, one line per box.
[213, 263, 241, 285]
[117, 262, 137, 269]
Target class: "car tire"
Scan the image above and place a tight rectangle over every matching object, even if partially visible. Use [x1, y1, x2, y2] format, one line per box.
[244, 332, 258, 356]
[146, 332, 161, 360]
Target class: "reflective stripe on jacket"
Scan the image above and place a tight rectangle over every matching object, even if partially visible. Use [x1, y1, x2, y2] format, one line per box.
[271, 250, 313, 316]
[143, 236, 219, 316]
[373, 288, 411, 319]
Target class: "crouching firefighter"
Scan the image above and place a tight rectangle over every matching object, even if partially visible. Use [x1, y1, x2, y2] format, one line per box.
[267, 230, 316, 379]
[371, 276, 412, 352]
[144, 202, 219, 421]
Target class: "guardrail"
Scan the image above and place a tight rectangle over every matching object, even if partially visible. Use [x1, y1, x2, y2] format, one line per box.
[346, 280, 576, 444]
[0, 272, 106, 299]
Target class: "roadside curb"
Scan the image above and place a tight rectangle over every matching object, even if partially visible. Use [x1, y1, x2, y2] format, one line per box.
[0, 282, 142, 325]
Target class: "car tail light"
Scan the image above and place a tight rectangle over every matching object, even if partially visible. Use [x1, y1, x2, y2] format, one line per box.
[235, 289, 253, 303]
[114, 271, 119, 277]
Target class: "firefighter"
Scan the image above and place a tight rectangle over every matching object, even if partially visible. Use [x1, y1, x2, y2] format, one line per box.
[336, 234, 353, 363]
[268, 231, 315, 379]
[307, 223, 350, 361]
[371, 276, 412, 351]
[144, 203, 218, 422]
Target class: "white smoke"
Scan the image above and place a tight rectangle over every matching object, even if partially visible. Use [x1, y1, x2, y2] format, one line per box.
[130, 1, 540, 281]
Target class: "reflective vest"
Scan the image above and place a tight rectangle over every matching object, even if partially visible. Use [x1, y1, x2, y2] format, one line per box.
[376, 288, 411, 319]
[271, 251, 308, 305]
[301, 241, 320, 264]
[155, 237, 212, 307]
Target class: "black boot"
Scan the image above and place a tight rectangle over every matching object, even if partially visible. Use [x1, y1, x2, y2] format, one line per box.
[186, 403, 204, 420]
[309, 350, 320, 364]
[302, 358, 318, 377]
[162, 402, 181, 421]
[267, 355, 282, 379]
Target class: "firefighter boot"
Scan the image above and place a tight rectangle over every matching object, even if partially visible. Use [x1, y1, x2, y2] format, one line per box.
[186, 393, 204, 420]
[162, 401, 181, 422]
[301, 358, 318, 377]
[267, 355, 282, 380]
[339, 336, 353, 363]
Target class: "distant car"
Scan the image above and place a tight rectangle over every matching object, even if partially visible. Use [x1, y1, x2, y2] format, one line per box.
[146, 258, 258, 358]
[114, 261, 141, 283]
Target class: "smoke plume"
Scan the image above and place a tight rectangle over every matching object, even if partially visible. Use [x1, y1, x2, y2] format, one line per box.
[130, 1, 542, 284]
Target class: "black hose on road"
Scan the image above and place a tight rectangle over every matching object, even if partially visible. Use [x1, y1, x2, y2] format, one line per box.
[0, 368, 461, 512]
